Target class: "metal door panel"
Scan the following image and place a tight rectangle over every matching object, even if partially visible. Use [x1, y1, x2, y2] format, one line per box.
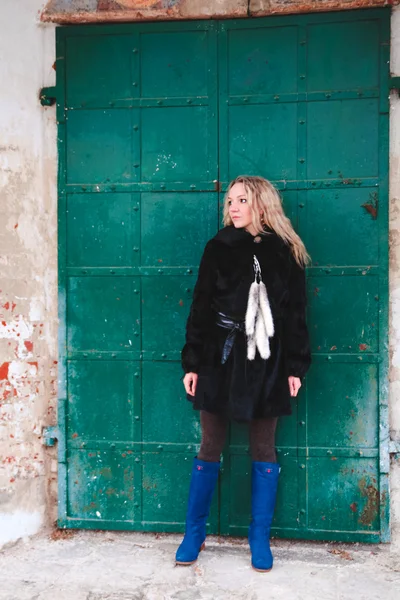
[141, 192, 218, 266]
[228, 104, 298, 180]
[307, 458, 380, 535]
[56, 10, 390, 541]
[306, 362, 379, 450]
[227, 25, 298, 95]
[66, 193, 140, 268]
[67, 277, 140, 354]
[140, 30, 209, 98]
[307, 275, 379, 354]
[307, 100, 379, 179]
[307, 20, 380, 91]
[67, 360, 135, 443]
[67, 449, 137, 521]
[66, 109, 135, 184]
[65, 34, 134, 107]
[301, 189, 379, 267]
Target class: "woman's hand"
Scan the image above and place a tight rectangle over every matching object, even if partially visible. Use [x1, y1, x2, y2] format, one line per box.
[288, 376, 302, 397]
[184, 373, 198, 396]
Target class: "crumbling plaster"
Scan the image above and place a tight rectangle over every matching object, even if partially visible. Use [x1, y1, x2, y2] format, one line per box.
[0, 0, 57, 545]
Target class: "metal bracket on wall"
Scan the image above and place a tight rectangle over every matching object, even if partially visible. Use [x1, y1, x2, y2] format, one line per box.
[42, 425, 59, 447]
[389, 76, 400, 96]
[389, 440, 400, 459]
[39, 86, 57, 106]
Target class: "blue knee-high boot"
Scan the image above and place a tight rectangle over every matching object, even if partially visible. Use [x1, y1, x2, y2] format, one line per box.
[175, 457, 220, 565]
[248, 461, 280, 572]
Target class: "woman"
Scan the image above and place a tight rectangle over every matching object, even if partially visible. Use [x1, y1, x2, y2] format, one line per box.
[176, 175, 312, 572]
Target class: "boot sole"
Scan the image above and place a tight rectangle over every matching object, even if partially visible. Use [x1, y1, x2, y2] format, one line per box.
[175, 542, 205, 566]
[252, 565, 272, 573]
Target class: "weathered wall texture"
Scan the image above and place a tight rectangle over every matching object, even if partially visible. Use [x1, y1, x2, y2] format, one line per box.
[40, 0, 400, 23]
[0, 0, 57, 546]
[250, 0, 400, 16]
[389, 6, 400, 548]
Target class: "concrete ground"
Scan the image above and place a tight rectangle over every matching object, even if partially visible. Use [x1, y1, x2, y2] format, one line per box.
[0, 531, 399, 600]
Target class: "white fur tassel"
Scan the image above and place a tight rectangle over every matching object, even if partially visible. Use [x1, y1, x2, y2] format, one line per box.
[245, 281, 259, 337]
[245, 255, 274, 361]
[247, 333, 257, 361]
[259, 281, 274, 338]
[255, 312, 271, 359]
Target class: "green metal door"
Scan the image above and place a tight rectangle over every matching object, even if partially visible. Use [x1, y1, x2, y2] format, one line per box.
[56, 8, 390, 542]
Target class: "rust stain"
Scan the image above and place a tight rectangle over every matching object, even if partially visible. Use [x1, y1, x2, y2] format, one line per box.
[99, 467, 113, 479]
[349, 502, 358, 513]
[24, 341, 33, 352]
[358, 477, 379, 526]
[359, 343, 368, 351]
[313, 287, 320, 296]
[214, 180, 222, 192]
[361, 202, 377, 219]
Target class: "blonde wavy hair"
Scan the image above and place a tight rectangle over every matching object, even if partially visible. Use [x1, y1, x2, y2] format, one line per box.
[223, 175, 311, 268]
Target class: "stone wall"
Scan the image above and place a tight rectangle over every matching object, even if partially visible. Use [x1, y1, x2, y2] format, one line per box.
[40, 0, 400, 23]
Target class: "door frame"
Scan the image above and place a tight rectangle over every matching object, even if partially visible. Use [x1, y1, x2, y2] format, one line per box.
[52, 8, 391, 541]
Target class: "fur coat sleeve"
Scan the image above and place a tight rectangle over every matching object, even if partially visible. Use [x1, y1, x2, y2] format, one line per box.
[181, 241, 216, 374]
[283, 253, 312, 381]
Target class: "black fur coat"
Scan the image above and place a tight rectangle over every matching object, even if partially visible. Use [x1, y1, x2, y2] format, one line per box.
[181, 225, 312, 423]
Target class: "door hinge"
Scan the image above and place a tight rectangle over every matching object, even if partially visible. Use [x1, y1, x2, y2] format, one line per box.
[389, 440, 400, 459]
[39, 86, 57, 107]
[389, 76, 400, 95]
[42, 425, 59, 447]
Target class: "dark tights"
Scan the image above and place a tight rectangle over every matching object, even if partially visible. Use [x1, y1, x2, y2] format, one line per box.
[197, 410, 278, 463]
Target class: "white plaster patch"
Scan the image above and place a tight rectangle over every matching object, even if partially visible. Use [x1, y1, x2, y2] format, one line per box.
[0, 510, 42, 547]
[8, 360, 38, 383]
[0, 315, 32, 342]
[29, 297, 45, 321]
[0, 316, 34, 358]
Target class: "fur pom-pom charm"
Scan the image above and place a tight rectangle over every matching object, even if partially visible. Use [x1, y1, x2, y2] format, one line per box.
[245, 255, 274, 361]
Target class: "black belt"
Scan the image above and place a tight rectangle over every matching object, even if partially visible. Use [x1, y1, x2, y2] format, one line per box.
[216, 312, 246, 365]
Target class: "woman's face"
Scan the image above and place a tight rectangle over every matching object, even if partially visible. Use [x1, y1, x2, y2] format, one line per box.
[227, 182, 254, 230]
